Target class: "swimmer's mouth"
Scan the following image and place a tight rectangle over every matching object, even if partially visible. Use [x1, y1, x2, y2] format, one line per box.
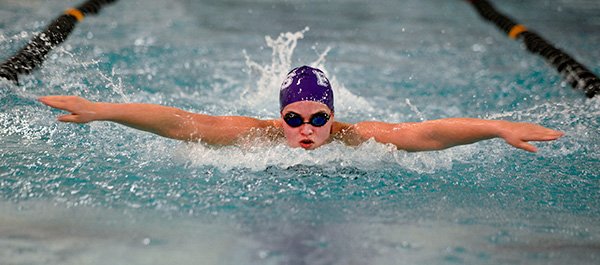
[299, 139, 314, 148]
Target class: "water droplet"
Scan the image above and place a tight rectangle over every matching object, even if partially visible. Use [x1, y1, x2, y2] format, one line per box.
[258, 250, 269, 259]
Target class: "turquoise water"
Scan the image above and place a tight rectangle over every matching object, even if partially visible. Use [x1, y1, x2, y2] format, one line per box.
[1, 0, 599, 264]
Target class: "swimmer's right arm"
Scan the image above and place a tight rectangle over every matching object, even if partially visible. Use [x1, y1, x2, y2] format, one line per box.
[38, 96, 276, 145]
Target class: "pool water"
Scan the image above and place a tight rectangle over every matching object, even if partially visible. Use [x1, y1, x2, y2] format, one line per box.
[1, 0, 599, 264]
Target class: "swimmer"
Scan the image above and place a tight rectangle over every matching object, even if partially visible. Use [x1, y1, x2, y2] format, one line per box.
[39, 65, 563, 152]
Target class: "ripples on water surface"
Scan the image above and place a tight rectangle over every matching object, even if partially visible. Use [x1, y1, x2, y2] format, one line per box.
[1, 0, 599, 264]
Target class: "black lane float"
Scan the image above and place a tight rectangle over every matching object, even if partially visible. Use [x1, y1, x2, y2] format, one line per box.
[467, 0, 598, 98]
[0, 0, 118, 85]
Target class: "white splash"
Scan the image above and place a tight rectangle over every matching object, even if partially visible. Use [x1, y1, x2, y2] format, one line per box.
[484, 99, 600, 157]
[405, 98, 427, 121]
[98, 68, 130, 103]
[175, 138, 468, 173]
[238, 28, 373, 117]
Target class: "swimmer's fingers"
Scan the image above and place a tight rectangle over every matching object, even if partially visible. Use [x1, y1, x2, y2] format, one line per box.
[38, 95, 85, 112]
[39, 96, 96, 123]
[523, 130, 564, 142]
[502, 124, 564, 152]
[57, 114, 86, 123]
[38, 96, 68, 110]
[506, 139, 538, 153]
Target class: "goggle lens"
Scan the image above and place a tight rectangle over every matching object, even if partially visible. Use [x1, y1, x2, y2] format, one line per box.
[284, 112, 330, 128]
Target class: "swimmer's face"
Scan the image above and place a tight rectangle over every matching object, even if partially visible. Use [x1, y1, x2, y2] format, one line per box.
[281, 101, 334, 150]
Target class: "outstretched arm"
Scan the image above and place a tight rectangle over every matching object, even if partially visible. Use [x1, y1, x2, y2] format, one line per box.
[346, 118, 563, 152]
[38, 96, 276, 145]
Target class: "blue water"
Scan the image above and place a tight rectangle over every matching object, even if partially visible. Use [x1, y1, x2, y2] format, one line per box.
[1, 0, 599, 264]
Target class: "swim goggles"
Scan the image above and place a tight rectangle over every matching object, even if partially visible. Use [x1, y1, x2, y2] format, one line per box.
[283, 111, 330, 128]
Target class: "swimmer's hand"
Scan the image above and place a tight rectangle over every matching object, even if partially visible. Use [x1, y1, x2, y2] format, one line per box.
[498, 121, 564, 152]
[38, 95, 97, 123]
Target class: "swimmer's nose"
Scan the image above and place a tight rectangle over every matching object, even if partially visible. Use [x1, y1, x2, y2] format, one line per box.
[300, 124, 314, 135]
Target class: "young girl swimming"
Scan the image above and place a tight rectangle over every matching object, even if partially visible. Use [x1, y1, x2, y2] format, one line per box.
[39, 65, 563, 152]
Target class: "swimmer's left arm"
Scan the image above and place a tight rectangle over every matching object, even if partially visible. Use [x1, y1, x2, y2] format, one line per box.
[38, 95, 278, 145]
[347, 118, 564, 152]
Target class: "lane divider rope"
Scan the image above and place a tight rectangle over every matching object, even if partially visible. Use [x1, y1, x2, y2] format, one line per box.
[467, 0, 598, 98]
[0, 0, 118, 85]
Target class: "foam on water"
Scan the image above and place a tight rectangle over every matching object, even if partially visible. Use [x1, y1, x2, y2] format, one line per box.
[177, 138, 457, 173]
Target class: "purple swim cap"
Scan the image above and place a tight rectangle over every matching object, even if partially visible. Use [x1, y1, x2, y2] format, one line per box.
[279, 65, 334, 112]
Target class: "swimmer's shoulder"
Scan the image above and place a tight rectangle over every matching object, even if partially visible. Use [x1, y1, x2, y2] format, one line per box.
[257, 118, 284, 137]
[262, 119, 282, 128]
[332, 121, 364, 146]
[332, 121, 353, 134]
